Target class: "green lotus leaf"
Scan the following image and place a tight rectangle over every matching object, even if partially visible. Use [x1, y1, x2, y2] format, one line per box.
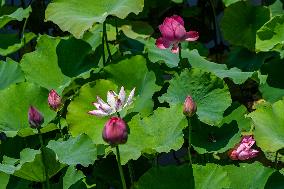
[248, 98, 284, 152]
[159, 68, 232, 125]
[256, 15, 284, 55]
[221, 1, 270, 50]
[0, 82, 56, 137]
[20, 35, 71, 92]
[67, 79, 117, 144]
[0, 148, 64, 182]
[0, 6, 31, 28]
[0, 58, 24, 90]
[63, 166, 85, 189]
[119, 105, 187, 165]
[224, 162, 275, 189]
[47, 134, 97, 166]
[45, 0, 144, 38]
[104, 55, 161, 116]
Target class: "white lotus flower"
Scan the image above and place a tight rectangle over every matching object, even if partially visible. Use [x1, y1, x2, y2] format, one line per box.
[88, 86, 135, 117]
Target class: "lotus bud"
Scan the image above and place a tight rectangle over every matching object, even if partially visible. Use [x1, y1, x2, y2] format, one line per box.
[28, 106, 44, 129]
[48, 89, 62, 111]
[102, 117, 128, 146]
[183, 96, 197, 117]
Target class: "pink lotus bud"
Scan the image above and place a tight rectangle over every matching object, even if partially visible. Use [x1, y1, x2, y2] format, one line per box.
[102, 117, 128, 146]
[48, 89, 62, 111]
[28, 106, 44, 129]
[183, 96, 197, 117]
[228, 135, 259, 160]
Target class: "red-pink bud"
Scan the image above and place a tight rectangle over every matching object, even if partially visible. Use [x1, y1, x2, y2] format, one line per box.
[28, 106, 44, 129]
[102, 117, 128, 146]
[183, 96, 197, 117]
[48, 89, 62, 111]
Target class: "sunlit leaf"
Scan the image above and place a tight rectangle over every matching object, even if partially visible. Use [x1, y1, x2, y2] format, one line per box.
[0, 82, 56, 137]
[0, 58, 24, 90]
[45, 0, 144, 38]
[67, 79, 117, 144]
[47, 134, 97, 166]
[0, 6, 31, 28]
[20, 35, 71, 92]
[159, 68, 232, 125]
[119, 105, 187, 164]
[104, 55, 161, 116]
[63, 166, 85, 189]
[0, 148, 64, 182]
[248, 98, 284, 152]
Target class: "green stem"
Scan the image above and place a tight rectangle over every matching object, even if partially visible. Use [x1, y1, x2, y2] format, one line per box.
[187, 117, 192, 165]
[37, 129, 50, 189]
[102, 22, 106, 67]
[115, 18, 119, 37]
[274, 151, 279, 169]
[127, 161, 135, 186]
[115, 146, 127, 189]
[178, 43, 182, 61]
[103, 21, 113, 62]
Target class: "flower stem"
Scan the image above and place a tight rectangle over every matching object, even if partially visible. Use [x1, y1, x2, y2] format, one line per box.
[37, 129, 50, 189]
[127, 161, 135, 185]
[115, 145, 127, 189]
[178, 43, 182, 61]
[103, 21, 113, 62]
[186, 117, 192, 165]
[102, 22, 106, 67]
[274, 150, 279, 169]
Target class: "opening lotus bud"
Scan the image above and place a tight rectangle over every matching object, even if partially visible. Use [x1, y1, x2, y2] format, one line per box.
[183, 96, 197, 117]
[102, 117, 128, 146]
[48, 89, 62, 111]
[28, 106, 44, 129]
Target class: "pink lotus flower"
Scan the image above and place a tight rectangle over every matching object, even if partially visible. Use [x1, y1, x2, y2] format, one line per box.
[88, 86, 135, 117]
[156, 15, 199, 53]
[102, 117, 128, 145]
[28, 106, 44, 129]
[48, 89, 62, 111]
[229, 135, 259, 160]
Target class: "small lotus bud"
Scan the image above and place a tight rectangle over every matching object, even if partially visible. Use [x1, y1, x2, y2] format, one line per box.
[48, 89, 62, 111]
[28, 106, 44, 129]
[102, 117, 128, 146]
[183, 96, 197, 117]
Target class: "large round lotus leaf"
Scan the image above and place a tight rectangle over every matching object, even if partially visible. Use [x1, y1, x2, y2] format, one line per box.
[20, 35, 71, 93]
[119, 105, 187, 164]
[0, 6, 31, 28]
[224, 163, 274, 189]
[67, 79, 117, 144]
[45, 0, 144, 38]
[221, 1, 270, 50]
[0, 148, 64, 182]
[0, 82, 56, 137]
[248, 98, 284, 152]
[256, 15, 284, 54]
[104, 55, 161, 116]
[159, 68, 232, 126]
[134, 165, 194, 189]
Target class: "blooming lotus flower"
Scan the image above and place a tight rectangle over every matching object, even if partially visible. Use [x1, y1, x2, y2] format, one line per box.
[48, 89, 62, 111]
[102, 117, 128, 145]
[183, 96, 197, 117]
[229, 135, 259, 160]
[28, 106, 44, 129]
[88, 86, 135, 117]
[156, 15, 199, 53]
